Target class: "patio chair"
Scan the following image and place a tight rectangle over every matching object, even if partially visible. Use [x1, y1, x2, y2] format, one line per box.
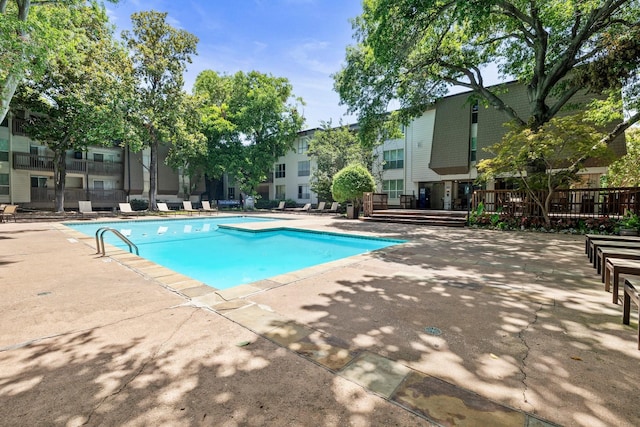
[78, 201, 99, 219]
[182, 201, 199, 215]
[289, 203, 311, 213]
[157, 202, 176, 216]
[271, 201, 286, 211]
[201, 200, 218, 215]
[310, 201, 326, 214]
[325, 202, 339, 214]
[1, 204, 18, 222]
[119, 203, 144, 217]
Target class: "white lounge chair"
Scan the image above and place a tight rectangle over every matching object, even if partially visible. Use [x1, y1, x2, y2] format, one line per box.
[182, 201, 199, 215]
[201, 200, 218, 215]
[325, 202, 339, 214]
[310, 201, 326, 214]
[78, 201, 99, 219]
[290, 203, 311, 213]
[157, 202, 176, 216]
[271, 201, 286, 211]
[119, 202, 144, 217]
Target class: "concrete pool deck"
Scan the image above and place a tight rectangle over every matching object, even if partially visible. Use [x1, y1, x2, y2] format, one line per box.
[1, 213, 639, 426]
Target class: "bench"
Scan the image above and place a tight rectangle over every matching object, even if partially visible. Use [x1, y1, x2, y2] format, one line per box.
[622, 279, 640, 350]
[596, 247, 640, 279]
[604, 257, 640, 304]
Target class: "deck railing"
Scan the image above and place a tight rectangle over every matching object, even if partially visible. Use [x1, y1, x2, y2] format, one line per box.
[29, 188, 126, 209]
[13, 152, 122, 176]
[472, 187, 640, 219]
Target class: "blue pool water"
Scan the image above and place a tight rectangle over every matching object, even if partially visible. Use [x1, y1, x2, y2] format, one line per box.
[67, 217, 403, 289]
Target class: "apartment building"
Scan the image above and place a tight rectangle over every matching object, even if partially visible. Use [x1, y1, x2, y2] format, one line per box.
[0, 111, 208, 210]
[1, 82, 625, 211]
[267, 81, 626, 210]
[262, 128, 319, 205]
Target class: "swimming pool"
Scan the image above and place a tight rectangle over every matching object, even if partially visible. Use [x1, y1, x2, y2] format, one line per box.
[67, 217, 403, 289]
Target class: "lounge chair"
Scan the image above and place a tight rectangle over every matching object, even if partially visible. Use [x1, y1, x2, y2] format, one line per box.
[182, 201, 199, 215]
[119, 203, 144, 217]
[201, 200, 218, 215]
[310, 201, 326, 214]
[325, 202, 339, 214]
[1, 204, 18, 222]
[271, 201, 286, 211]
[290, 203, 311, 213]
[157, 202, 176, 216]
[78, 201, 99, 219]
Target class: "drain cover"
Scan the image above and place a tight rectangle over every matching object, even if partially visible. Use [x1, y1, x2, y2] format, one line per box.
[424, 326, 442, 336]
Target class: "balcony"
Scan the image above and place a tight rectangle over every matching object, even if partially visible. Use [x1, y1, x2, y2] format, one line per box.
[29, 188, 127, 210]
[12, 152, 122, 176]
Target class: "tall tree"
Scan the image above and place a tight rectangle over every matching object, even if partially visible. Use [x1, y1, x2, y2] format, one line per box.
[307, 121, 374, 202]
[0, 0, 118, 123]
[194, 70, 304, 197]
[335, 1, 640, 146]
[13, 2, 134, 212]
[122, 10, 199, 210]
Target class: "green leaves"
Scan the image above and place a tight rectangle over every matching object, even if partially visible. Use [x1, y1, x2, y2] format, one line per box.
[336, 0, 640, 142]
[331, 163, 375, 206]
[194, 70, 304, 195]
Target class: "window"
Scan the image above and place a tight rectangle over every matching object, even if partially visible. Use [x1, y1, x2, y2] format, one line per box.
[228, 187, 235, 200]
[298, 160, 310, 177]
[93, 180, 104, 190]
[298, 184, 310, 200]
[297, 137, 309, 154]
[0, 173, 9, 195]
[0, 139, 8, 162]
[470, 136, 477, 162]
[31, 176, 47, 188]
[383, 149, 404, 170]
[383, 179, 403, 199]
[471, 102, 478, 124]
[93, 153, 104, 162]
[275, 185, 286, 200]
[275, 163, 286, 178]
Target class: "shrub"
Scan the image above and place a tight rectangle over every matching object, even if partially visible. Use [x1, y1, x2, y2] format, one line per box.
[331, 164, 375, 209]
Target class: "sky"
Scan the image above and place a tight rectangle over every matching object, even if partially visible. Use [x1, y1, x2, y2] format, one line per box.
[105, 0, 365, 130]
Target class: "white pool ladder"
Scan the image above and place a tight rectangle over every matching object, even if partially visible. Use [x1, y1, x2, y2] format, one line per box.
[95, 227, 139, 256]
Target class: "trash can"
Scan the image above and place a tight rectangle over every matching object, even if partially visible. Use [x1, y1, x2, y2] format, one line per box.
[346, 203, 358, 219]
[244, 196, 255, 210]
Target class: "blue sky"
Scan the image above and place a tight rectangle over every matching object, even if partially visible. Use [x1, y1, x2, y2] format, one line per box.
[106, 0, 364, 130]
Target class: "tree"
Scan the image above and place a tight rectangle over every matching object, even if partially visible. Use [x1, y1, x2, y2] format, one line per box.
[477, 113, 613, 225]
[194, 70, 304, 197]
[163, 93, 207, 199]
[331, 163, 375, 215]
[335, 1, 640, 147]
[13, 2, 134, 212]
[605, 127, 640, 186]
[307, 121, 375, 201]
[0, 0, 118, 123]
[123, 10, 199, 210]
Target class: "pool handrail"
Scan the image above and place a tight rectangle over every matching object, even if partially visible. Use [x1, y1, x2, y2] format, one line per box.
[95, 227, 139, 256]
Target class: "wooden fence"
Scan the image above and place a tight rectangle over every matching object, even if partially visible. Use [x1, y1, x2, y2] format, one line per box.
[472, 188, 640, 219]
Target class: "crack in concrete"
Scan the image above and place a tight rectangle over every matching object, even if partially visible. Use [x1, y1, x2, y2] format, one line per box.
[82, 307, 199, 426]
[518, 301, 546, 406]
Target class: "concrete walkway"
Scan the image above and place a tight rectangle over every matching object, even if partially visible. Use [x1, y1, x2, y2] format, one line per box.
[0, 214, 638, 426]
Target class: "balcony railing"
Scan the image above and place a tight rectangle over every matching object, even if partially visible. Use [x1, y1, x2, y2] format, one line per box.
[13, 152, 122, 176]
[472, 188, 640, 219]
[30, 188, 126, 209]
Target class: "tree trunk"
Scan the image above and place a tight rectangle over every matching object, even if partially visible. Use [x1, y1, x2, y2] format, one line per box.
[0, 0, 31, 123]
[0, 73, 20, 125]
[149, 139, 158, 210]
[53, 151, 66, 213]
